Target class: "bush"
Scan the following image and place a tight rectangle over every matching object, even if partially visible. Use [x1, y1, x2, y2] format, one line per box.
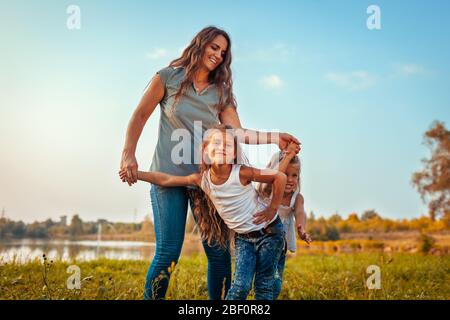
[419, 233, 436, 254]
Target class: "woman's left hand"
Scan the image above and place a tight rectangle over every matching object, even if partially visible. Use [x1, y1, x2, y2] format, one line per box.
[278, 132, 301, 151]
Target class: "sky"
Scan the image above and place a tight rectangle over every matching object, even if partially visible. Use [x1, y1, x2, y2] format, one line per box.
[0, 0, 449, 223]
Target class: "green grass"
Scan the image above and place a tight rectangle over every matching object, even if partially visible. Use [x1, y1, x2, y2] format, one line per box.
[1, 253, 448, 300]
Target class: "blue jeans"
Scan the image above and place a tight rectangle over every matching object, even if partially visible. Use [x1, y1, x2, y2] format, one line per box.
[144, 184, 231, 300]
[273, 245, 287, 299]
[225, 220, 285, 300]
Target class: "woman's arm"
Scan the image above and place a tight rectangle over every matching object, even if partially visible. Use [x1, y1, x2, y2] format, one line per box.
[119, 170, 201, 188]
[239, 166, 287, 225]
[219, 107, 300, 150]
[120, 74, 165, 186]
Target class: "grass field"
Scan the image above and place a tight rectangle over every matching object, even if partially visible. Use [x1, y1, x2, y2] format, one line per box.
[1, 253, 449, 300]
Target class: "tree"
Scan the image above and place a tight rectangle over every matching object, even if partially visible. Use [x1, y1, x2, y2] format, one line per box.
[412, 121, 450, 221]
[69, 214, 83, 238]
[140, 215, 155, 240]
[307, 218, 340, 241]
[361, 209, 380, 221]
[26, 222, 48, 238]
[347, 213, 360, 222]
[12, 221, 26, 238]
[308, 211, 316, 223]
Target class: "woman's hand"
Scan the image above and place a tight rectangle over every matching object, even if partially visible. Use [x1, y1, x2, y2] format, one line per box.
[278, 132, 301, 152]
[120, 150, 138, 186]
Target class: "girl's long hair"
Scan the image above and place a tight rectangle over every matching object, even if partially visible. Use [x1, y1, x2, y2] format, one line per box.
[168, 26, 237, 114]
[189, 124, 248, 248]
[258, 152, 301, 200]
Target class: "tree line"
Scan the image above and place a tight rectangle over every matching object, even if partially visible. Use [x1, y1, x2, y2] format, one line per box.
[0, 215, 146, 240]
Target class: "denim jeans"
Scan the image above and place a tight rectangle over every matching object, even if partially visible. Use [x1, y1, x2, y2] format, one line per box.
[144, 184, 231, 300]
[225, 220, 285, 300]
[273, 245, 287, 299]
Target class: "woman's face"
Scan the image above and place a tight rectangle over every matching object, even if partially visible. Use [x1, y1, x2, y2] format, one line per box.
[205, 131, 235, 165]
[285, 163, 300, 194]
[201, 35, 228, 72]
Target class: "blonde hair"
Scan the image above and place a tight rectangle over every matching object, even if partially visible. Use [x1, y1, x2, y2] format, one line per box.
[258, 151, 301, 200]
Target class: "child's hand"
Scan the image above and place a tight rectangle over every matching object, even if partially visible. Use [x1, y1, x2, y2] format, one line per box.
[297, 225, 312, 244]
[119, 169, 130, 183]
[286, 141, 301, 156]
[278, 132, 300, 151]
[253, 207, 277, 225]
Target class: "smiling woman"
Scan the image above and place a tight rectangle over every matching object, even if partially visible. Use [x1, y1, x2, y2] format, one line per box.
[119, 26, 300, 300]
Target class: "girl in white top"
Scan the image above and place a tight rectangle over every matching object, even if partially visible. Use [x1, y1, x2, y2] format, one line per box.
[258, 142, 312, 299]
[121, 124, 289, 300]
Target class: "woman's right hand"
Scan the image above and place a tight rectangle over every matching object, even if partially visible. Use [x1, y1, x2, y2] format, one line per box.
[120, 150, 138, 186]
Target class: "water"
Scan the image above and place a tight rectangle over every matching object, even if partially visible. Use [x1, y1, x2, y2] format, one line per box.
[0, 239, 156, 264]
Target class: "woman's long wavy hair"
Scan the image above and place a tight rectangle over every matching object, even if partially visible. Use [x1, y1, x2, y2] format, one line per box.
[188, 124, 248, 248]
[168, 26, 237, 113]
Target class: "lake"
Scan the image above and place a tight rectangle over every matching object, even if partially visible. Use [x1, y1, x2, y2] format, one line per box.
[0, 239, 156, 264]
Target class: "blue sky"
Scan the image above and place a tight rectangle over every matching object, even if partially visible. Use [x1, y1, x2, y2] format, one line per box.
[0, 0, 449, 223]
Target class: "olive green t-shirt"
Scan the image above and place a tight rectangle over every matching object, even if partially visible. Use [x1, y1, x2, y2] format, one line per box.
[149, 66, 231, 176]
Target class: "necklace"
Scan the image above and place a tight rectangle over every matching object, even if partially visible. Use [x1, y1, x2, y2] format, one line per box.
[193, 82, 210, 94]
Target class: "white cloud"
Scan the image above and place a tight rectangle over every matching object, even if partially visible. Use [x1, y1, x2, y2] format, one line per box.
[396, 63, 430, 76]
[325, 71, 376, 91]
[146, 48, 169, 60]
[261, 74, 284, 89]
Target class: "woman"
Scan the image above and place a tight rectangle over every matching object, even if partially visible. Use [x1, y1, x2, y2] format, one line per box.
[120, 26, 300, 300]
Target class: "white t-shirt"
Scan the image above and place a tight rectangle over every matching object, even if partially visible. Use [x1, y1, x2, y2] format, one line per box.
[200, 164, 278, 234]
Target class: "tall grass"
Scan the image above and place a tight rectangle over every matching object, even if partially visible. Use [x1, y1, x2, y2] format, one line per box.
[0, 253, 448, 300]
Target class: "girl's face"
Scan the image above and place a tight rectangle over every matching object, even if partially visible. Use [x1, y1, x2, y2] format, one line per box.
[285, 163, 300, 194]
[205, 131, 236, 165]
[201, 35, 228, 72]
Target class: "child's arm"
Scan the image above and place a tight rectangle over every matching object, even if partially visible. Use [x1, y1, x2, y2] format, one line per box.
[119, 169, 201, 188]
[259, 142, 298, 196]
[240, 166, 287, 225]
[294, 193, 312, 244]
[277, 142, 300, 173]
